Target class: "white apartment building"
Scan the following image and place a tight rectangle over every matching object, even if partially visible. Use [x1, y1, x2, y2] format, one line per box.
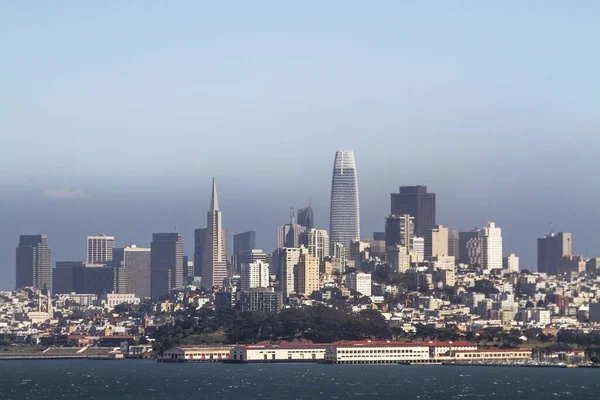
[230, 344, 327, 362]
[240, 260, 270, 292]
[347, 272, 372, 297]
[279, 247, 306, 299]
[480, 222, 502, 269]
[87, 234, 115, 263]
[305, 229, 329, 261]
[504, 253, 519, 273]
[98, 293, 140, 309]
[412, 237, 425, 262]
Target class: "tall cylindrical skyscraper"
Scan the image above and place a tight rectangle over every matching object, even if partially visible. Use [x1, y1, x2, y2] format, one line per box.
[329, 150, 360, 254]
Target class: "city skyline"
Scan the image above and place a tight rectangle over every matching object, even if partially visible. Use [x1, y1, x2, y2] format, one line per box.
[3, 2, 600, 288]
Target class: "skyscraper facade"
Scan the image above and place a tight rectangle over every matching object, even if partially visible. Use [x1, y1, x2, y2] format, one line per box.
[480, 222, 503, 269]
[385, 214, 414, 250]
[458, 230, 479, 264]
[278, 247, 304, 300]
[233, 231, 256, 256]
[150, 233, 183, 299]
[424, 225, 449, 259]
[240, 260, 270, 292]
[277, 223, 305, 249]
[537, 232, 572, 275]
[390, 186, 436, 238]
[87, 234, 115, 264]
[112, 245, 151, 299]
[329, 150, 360, 254]
[295, 253, 320, 297]
[448, 229, 459, 259]
[16, 235, 51, 291]
[194, 228, 206, 277]
[297, 205, 315, 230]
[299, 229, 330, 262]
[201, 179, 228, 289]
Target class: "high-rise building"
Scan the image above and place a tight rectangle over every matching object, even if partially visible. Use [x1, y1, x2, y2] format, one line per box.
[424, 225, 449, 259]
[390, 186, 436, 237]
[237, 249, 267, 275]
[329, 150, 360, 254]
[412, 237, 425, 262]
[233, 231, 256, 256]
[537, 232, 572, 275]
[52, 261, 84, 294]
[299, 229, 329, 262]
[480, 222, 502, 269]
[297, 205, 315, 231]
[194, 228, 206, 277]
[239, 289, 281, 313]
[72, 265, 116, 295]
[240, 260, 270, 292]
[385, 214, 414, 250]
[387, 245, 410, 273]
[347, 272, 372, 297]
[86, 234, 115, 264]
[112, 245, 151, 299]
[465, 237, 483, 266]
[332, 242, 346, 273]
[448, 229, 459, 259]
[201, 179, 228, 289]
[277, 223, 305, 249]
[503, 254, 519, 273]
[150, 233, 183, 299]
[295, 253, 320, 297]
[458, 230, 479, 264]
[278, 247, 305, 300]
[16, 235, 51, 291]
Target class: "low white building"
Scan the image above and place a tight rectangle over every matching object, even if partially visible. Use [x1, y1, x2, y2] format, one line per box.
[230, 344, 327, 362]
[161, 346, 235, 362]
[98, 293, 140, 309]
[347, 273, 372, 297]
[324, 341, 430, 364]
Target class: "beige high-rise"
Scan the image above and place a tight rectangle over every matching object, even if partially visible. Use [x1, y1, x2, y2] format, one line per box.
[201, 178, 227, 289]
[295, 253, 320, 297]
[425, 225, 448, 259]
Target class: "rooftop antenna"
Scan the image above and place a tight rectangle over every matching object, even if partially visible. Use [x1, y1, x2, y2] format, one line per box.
[548, 221, 553, 235]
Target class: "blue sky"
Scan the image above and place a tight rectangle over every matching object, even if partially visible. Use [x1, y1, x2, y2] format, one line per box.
[1, 1, 600, 287]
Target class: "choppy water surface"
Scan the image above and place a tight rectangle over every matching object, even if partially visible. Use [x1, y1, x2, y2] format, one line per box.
[0, 360, 598, 399]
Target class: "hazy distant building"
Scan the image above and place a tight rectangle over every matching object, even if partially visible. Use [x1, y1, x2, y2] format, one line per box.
[194, 228, 206, 277]
[537, 232, 572, 275]
[52, 261, 84, 294]
[448, 229, 459, 259]
[329, 150, 360, 253]
[503, 253, 519, 273]
[480, 222, 503, 270]
[277, 223, 305, 249]
[295, 253, 320, 297]
[458, 230, 479, 264]
[297, 205, 315, 231]
[390, 185, 435, 238]
[557, 255, 585, 275]
[240, 260, 270, 292]
[424, 225, 449, 259]
[150, 233, 183, 299]
[201, 179, 228, 289]
[373, 232, 386, 241]
[16, 235, 51, 291]
[385, 214, 414, 250]
[299, 229, 329, 262]
[72, 264, 116, 295]
[112, 245, 151, 299]
[233, 231, 255, 256]
[87, 234, 115, 264]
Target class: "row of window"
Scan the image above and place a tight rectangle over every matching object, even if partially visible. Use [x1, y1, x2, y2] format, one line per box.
[337, 349, 426, 354]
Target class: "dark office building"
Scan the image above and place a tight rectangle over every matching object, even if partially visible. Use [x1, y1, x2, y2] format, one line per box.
[194, 228, 206, 277]
[112, 246, 151, 299]
[233, 231, 256, 256]
[385, 214, 414, 249]
[52, 261, 84, 294]
[390, 186, 436, 238]
[458, 230, 479, 265]
[16, 235, 51, 291]
[297, 206, 315, 231]
[214, 290, 237, 312]
[72, 265, 116, 295]
[151, 233, 183, 299]
[373, 232, 386, 241]
[238, 289, 281, 313]
[538, 232, 572, 275]
[448, 229, 459, 259]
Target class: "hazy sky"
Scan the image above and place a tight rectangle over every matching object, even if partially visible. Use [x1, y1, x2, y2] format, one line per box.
[2, 1, 600, 288]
